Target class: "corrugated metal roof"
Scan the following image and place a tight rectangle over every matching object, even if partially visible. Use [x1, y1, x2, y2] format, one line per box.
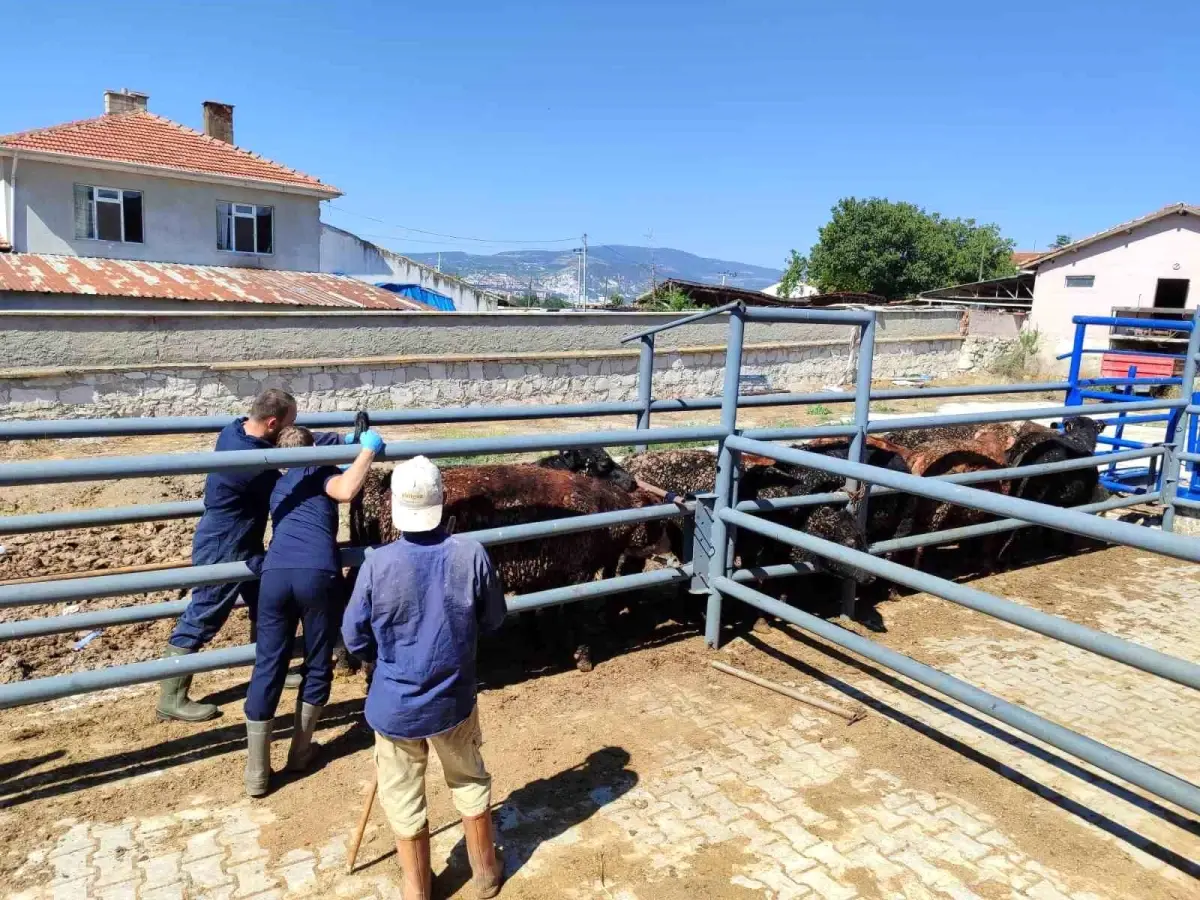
[0, 254, 429, 310]
[0, 111, 338, 195]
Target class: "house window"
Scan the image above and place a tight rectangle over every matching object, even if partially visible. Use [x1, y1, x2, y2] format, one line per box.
[74, 185, 143, 243]
[1064, 275, 1095, 288]
[217, 202, 273, 254]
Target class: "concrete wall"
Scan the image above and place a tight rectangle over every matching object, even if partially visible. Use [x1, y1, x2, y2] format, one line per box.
[319, 223, 499, 312]
[9, 158, 322, 271]
[0, 306, 997, 420]
[1028, 215, 1200, 357]
[0, 337, 993, 420]
[0, 308, 965, 370]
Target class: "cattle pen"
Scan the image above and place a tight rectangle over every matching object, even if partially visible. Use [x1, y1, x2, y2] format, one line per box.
[0, 301, 1198, 832]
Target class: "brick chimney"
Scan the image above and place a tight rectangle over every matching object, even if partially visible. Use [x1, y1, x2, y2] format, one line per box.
[202, 101, 235, 144]
[104, 89, 149, 115]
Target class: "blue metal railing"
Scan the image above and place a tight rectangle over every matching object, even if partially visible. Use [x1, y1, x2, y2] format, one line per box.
[1060, 311, 1200, 504]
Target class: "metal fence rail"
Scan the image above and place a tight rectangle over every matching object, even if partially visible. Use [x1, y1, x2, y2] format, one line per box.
[2, 299, 1199, 826]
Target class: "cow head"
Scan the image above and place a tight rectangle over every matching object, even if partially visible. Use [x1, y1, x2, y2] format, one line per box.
[547, 448, 637, 492]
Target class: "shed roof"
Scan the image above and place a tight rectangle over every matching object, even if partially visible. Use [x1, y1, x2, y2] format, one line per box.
[1022, 203, 1200, 268]
[0, 254, 428, 309]
[0, 110, 339, 196]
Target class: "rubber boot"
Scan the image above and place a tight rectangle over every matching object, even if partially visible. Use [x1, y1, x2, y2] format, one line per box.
[156, 646, 219, 722]
[284, 668, 304, 690]
[395, 828, 432, 900]
[285, 701, 323, 771]
[244, 720, 272, 797]
[463, 810, 503, 898]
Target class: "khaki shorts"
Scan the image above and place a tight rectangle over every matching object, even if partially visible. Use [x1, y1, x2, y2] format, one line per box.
[374, 706, 492, 839]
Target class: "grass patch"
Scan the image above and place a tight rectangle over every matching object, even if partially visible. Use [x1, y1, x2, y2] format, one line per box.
[810, 404, 832, 417]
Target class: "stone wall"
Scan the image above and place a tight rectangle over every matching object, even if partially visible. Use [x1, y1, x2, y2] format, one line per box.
[0, 336, 979, 419]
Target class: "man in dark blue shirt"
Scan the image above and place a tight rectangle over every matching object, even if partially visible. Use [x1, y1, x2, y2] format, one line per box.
[156, 389, 342, 723]
[243, 425, 383, 798]
[342, 456, 507, 900]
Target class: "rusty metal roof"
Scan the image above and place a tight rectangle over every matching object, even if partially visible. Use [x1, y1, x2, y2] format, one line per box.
[0, 254, 429, 310]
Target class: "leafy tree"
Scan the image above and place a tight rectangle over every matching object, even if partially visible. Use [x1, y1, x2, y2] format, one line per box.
[606, 291, 626, 308]
[777, 250, 809, 300]
[784, 198, 1017, 299]
[1051, 234, 1073, 249]
[509, 293, 568, 310]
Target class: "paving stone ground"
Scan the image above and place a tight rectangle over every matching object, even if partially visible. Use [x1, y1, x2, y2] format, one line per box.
[2, 547, 1197, 899]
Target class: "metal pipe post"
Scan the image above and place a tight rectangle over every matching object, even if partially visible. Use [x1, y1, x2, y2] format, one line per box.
[841, 313, 876, 617]
[635, 335, 655, 452]
[1064, 321, 1087, 407]
[705, 306, 746, 648]
[1162, 308, 1200, 531]
[713, 576, 1200, 817]
[618, 301, 740, 344]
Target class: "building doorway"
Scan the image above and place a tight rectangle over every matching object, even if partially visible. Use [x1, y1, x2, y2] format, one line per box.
[1153, 278, 1190, 309]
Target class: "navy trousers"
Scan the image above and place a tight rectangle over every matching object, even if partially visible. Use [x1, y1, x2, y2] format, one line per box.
[169, 579, 260, 651]
[244, 568, 344, 723]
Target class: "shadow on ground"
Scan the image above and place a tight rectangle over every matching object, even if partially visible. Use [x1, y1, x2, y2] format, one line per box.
[744, 630, 1200, 880]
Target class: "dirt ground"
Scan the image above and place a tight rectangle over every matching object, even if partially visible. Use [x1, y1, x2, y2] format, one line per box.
[5, 386, 1197, 898]
[0, 546, 1196, 899]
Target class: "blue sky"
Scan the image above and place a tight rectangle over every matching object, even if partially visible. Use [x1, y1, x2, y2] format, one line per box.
[4, 1, 1198, 268]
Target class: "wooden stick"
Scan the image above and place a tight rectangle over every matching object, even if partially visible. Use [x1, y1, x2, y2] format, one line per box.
[346, 776, 378, 874]
[0, 559, 190, 587]
[710, 661, 864, 723]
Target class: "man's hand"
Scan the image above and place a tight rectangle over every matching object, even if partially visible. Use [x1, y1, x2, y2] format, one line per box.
[360, 430, 385, 454]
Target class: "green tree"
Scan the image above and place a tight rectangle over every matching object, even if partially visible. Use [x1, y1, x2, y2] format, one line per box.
[787, 198, 1017, 299]
[777, 249, 809, 299]
[1051, 234, 1073, 249]
[606, 291, 626, 308]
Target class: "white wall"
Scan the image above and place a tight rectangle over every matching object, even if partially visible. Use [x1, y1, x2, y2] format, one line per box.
[11, 158, 322, 271]
[1029, 214, 1200, 357]
[0, 157, 11, 247]
[319, 223, 498, 311]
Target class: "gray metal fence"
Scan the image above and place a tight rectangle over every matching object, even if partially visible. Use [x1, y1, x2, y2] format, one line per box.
[1, 302, 1198, 817]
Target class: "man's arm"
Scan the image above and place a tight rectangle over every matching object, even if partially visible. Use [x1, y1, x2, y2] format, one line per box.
[341, 558, 378, 663]
[475, 547, 507, 634]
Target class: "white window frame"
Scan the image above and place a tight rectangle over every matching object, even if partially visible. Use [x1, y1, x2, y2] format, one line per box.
[1064, 275, 1095, 288]
[77, 184, 143, 243]
[217, 201, 274, 256]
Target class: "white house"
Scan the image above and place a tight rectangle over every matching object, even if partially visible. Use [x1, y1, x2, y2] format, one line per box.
[0, 90, 426, 311]
[0, 89, 337, 271]
[1026, 203, 1200, 358]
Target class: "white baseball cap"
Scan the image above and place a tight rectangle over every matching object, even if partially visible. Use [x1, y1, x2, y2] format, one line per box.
[391, 456, 444, 532]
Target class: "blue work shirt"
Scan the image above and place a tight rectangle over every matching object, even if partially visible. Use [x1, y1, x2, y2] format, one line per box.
[264, 465, 344, 573]
[341, 531, 507, 740]
[191, 420, 342, 566]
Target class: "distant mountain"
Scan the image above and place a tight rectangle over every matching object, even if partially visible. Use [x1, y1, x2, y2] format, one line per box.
[403, 245, 781, 300]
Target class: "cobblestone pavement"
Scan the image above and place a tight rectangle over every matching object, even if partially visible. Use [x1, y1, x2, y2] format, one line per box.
[4, 552, 1198, 899]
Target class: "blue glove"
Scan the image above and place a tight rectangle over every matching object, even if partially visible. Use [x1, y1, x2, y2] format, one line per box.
[343, 432, 357, 444]
[360, 430, 385, 454]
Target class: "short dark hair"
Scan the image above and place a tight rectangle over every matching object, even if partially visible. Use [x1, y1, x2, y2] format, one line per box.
[276, 425, 314, 449]
[249, 389, 297, 423]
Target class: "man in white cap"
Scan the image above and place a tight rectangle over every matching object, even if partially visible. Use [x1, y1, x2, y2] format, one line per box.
[341, 456, 507, 900]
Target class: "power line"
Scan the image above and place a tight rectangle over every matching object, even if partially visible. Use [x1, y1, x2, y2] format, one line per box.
[325, 203, 578, 245]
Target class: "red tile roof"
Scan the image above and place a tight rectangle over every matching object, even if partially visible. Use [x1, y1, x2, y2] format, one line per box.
[1021, 203, 1200, 268]
[0, 254, 428, 310]
[0, 111, 339, 195]
[1011, 250, 1042, 267]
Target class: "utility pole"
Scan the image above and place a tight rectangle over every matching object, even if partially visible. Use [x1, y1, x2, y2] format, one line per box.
[436, 252, 441, 273]
[581, 233, 588, 307]
[718, 270, 741, 286]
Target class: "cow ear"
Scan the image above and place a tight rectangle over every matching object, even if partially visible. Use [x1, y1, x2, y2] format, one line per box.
[562, 449, 578, 466]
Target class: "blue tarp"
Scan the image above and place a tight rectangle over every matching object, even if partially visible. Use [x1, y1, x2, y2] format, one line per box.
[375, 283, 456, 311]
